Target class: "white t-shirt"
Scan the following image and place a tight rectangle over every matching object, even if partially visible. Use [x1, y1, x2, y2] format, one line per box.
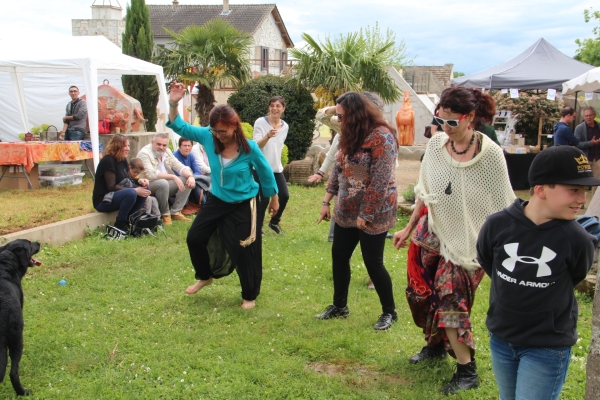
[253, 116, 288, 173]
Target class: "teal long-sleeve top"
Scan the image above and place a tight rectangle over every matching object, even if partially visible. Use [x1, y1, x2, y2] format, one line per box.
[167, 115, 277, 203]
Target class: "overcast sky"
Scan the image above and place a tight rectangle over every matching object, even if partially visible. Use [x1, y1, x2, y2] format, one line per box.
[1, 0, 597, 74]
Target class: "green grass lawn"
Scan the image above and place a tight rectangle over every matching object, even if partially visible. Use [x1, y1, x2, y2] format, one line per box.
[1, 185, 591, 399]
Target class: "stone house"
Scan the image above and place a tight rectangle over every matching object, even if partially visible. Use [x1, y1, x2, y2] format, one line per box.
[402, 64, 454, 101]
[148, 1, 294, 80]
[72, 1, 126, 48]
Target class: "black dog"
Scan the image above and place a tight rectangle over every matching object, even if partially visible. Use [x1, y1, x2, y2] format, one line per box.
[0, 239, 41, 396]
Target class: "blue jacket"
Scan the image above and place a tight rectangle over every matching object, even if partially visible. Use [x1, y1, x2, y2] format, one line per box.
[553, 122, 578, 146]
[167, 115, 277, 203]
[173, 150, 201, 176]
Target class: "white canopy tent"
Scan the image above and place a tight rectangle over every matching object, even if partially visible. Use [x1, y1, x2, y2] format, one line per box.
[562, 66, 600, 95]
[0, 35, 169, 169]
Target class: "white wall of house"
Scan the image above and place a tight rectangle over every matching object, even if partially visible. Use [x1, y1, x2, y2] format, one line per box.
[251, 12, 288, 77]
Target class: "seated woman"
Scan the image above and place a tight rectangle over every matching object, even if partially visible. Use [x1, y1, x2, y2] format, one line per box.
[167, 81, 279, 309]
[173, 137, 203, 215]
[92, 134, 150, 232]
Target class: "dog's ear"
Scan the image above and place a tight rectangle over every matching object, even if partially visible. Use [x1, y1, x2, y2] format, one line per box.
[12, 246, 31, 268]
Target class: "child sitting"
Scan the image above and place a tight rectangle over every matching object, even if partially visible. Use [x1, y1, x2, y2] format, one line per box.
[103, 158, 160, 218]
[477, 146, 600, 400]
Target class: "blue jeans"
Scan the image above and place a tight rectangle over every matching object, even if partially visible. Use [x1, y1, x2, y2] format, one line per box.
[65, 129, 85, 141]
[489, 334, 572, 400]
[95, 188, 147, 223]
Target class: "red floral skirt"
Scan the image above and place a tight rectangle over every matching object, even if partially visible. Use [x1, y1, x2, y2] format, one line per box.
[406, 207, 485, 358]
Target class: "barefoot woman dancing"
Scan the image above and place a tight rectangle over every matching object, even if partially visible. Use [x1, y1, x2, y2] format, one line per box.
[167, 82, 279, 309]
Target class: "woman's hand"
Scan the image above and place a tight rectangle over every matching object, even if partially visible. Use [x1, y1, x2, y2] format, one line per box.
[169, 81, 186, 104]
[307, 173, 323, 183]
[268, 196, 279, 217]
[134, 187, 151, 197]
[393, 226, 412, 249]
[357, 216, 367, 230]
[138, 178, 149, 187]
[317, 205, 331, 224]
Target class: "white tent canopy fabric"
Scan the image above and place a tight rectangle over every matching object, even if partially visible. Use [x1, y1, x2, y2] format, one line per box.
[0, 35, 169, 169]
[562, 67, 600, 95]
[451, 38, 594, 90]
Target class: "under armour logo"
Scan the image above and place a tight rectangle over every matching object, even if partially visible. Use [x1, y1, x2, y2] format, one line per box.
[502, 243, 556, 277]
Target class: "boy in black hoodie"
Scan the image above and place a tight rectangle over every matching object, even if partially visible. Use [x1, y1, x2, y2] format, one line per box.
[477, 145, 599, 400]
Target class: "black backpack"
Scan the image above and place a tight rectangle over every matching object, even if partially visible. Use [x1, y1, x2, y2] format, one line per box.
[129, 209, 166, 238]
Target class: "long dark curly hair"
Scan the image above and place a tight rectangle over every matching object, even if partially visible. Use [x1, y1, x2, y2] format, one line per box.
[336, 92, 396, 156]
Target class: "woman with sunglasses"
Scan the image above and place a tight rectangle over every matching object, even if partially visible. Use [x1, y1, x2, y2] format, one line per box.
[393, 86, 514, 394]
[166, 81, 279, 310]
[316, 92, 399, 331]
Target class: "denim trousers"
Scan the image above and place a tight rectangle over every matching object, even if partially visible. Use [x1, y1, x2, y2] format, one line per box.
[489, 334, 572, 400]
[65, 129, 85, 141]
[95, 188, 147, 223]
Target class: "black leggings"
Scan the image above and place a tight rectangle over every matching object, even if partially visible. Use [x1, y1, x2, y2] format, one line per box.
[331, 223, 395, 314]
[257, 172, 289, 227]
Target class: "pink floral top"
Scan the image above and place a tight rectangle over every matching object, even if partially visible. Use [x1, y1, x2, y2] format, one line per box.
[326, 126, 398, 235]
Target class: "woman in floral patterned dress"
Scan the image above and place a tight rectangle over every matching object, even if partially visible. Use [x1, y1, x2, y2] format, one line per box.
[316, 92, 399, 331]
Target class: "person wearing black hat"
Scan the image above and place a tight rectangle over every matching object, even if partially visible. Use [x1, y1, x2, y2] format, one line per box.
[477, 145, 600, 400]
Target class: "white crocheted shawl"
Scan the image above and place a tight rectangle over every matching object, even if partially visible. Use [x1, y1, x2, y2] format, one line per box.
[415, 132, 515, 270]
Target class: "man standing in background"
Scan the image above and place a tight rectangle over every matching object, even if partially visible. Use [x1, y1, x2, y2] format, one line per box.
[59, 86, 88, 141]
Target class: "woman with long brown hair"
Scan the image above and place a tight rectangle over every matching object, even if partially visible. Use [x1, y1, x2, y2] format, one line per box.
[93, 134, 150, 232]
[393, 86, 514, 394]
[167, 82, 279, 309]
[316, 92, 399, 331]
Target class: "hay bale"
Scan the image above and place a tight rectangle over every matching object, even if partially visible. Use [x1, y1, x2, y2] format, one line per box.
[286, 159, 315, 186]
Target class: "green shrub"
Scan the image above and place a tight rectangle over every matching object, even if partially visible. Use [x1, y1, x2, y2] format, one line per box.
[281, 144, 289, 166]
[228, 75, 315, 161]
[241, 122, 254, 140]
[402, 183, 416, 203]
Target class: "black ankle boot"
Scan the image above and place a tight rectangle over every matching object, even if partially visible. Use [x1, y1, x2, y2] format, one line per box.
[409, 342, 448, 364]
[441, 359, 479, 395]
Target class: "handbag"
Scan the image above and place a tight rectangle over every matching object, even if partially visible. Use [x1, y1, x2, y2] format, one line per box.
[424, 125, 432, 139]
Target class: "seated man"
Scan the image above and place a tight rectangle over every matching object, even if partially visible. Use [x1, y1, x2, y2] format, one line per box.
[59, 85, 88, 141]
[173, 138, 203, 215]
[137, 133, 194, 225]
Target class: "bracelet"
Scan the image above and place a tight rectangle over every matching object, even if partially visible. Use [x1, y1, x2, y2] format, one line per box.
[316, 171, 324, 177]
[322, 201, 331, 206]
[169, 101, 179, 108]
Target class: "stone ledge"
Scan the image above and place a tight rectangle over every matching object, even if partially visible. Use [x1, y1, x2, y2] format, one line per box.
[0, 211, 118, 247]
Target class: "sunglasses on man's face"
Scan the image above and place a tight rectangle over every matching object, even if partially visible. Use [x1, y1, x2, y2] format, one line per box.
[433, 113, 468, 128]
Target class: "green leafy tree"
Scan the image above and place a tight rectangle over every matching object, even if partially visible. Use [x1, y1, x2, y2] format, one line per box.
[154, 19, 252, 125]
[228, 75, 315, 161]
[360, 22, 413, 71]
[453, 71, 466, 78]
[122, 0, 159, 131]
[575, 8, 600, 66]
[289, 31, 402, 107]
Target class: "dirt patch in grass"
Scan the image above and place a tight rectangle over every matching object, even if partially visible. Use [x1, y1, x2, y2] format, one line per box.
[308, 362, 412, 387]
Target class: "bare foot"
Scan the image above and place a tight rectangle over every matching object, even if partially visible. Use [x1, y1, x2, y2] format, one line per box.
[185, 278, 213, 294]
[241, 300, 256, 309]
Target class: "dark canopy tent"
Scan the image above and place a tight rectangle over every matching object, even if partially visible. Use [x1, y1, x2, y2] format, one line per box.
[451, 38, 594, 90]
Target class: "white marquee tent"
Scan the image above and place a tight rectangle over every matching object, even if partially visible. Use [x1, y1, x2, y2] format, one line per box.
[0, 35, 169, 169]
[562, 66, 600, 95]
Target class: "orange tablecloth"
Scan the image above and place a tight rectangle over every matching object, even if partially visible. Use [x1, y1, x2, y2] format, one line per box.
[0, 142, 94, 172]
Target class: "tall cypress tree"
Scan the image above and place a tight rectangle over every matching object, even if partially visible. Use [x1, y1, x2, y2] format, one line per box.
[122, 0, 158, 131]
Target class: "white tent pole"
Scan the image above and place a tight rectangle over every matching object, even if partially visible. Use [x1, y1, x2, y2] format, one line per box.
[84, 59, 100, 169]
[156, 69, 172, 139]
[10, 70, 30, 132]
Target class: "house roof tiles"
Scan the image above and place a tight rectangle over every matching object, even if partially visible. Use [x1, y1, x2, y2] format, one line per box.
[148, 4, 293, 47]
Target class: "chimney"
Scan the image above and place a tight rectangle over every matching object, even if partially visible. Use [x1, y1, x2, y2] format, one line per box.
[222, 0, 230, 15]
[173, 0, 179, 5]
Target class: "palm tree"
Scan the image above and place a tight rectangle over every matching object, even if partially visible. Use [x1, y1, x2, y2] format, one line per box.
[155, 19, 253, 125]
[289, 32, 402, 105]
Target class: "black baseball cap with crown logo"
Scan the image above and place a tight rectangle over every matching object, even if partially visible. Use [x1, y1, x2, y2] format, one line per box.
[528, 145, 600, 187]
